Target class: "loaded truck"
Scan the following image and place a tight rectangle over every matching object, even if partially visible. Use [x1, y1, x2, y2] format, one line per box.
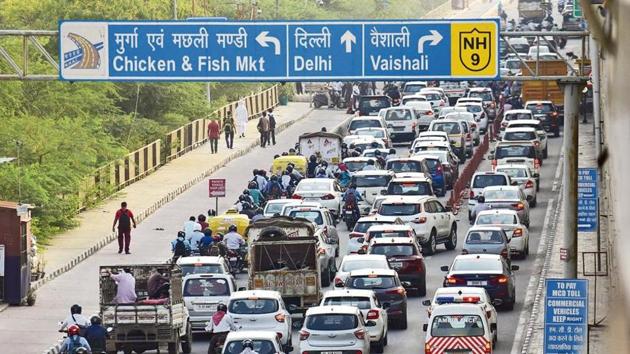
[100, 264, 192, 354]
[247, 217, 322, 313]
[518, 0, 551, 22]
[520, 59, 567, 114]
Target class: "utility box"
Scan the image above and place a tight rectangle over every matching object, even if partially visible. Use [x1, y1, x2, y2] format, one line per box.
[0, 201, 33, 305]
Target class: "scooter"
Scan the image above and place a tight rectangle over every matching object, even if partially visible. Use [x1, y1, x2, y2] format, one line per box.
[312, 90, 328, 108]
[342, 203, 360, 231]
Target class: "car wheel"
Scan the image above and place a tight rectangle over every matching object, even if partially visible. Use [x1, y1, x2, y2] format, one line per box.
[554, 127, 560, 137]
[418, 277, 427, 297]
[384, 331, 388, 346]
[321, 267, 331, 287]
[445, 224, 457, 250]
[543, 146, 548, 159]
[530, 196, 537, 208]
[399, 311, 408, 330]
[335, 246, 339, 257]
[372, 334, 385, 353]
[423, 230, 437, 255]
[493, 329, 498, 347]
[505, 293, 516, 311]
[536, 181, 540, 192]
[180, 322, 192, 354]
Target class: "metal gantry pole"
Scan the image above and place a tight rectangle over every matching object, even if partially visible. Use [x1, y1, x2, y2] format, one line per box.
[562, 80, 582, 278]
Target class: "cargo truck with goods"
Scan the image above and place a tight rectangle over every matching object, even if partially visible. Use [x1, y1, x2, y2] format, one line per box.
[518, 0, 550, 22]
[520, 59, 567, 119]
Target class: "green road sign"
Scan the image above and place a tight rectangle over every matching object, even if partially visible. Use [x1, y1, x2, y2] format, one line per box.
[573, 0, 583, 18]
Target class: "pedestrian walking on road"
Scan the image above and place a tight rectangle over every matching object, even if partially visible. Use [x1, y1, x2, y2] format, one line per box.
[257, 112, 270, 148]
[235, 99, 249, 138]
[112, 201, 136, 254]
[267, 108, 277, 145]
[223, 111, 236, 149]
[207, 118, 220, 154]
[295, 82, 304, 95]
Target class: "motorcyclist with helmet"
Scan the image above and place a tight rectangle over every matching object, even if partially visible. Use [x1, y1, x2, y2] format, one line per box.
[224, 225, 246, 254]
[247, 182, 265, 207]
[84, 315, 107, 353]
[239, 339, 259, 354]
[342, 183, 363, 228]
[205, 303, 238, 354]
[59, 324, 91, 354]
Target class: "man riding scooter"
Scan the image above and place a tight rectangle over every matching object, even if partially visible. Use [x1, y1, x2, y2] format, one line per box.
[342, 184, 362, 230]
[205, 303, 238, 354]
[224, 225, 247, 274]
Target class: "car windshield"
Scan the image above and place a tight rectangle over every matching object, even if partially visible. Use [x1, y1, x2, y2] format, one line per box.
[342, 259, 389, 272]
[350, 120, 381, 131]
[472, 175, 508, 188]
[354, 142, 384, 151]
[505, 113, 532, 120]
[484, 189, 520, 200]
[476, 214, 518, 225]
[431, 315, 485, 337]
[368, 230, 410, 239]
[511, 43, 529, 53]
[264, 202, 289, 215]
[322, 296, 372, 309]
[296, 181, 330, 192]
[451, 258, 502, 272]
[288, 210, 324, 225]
[183, 278, 230, 297]
[504, 131, 537, 141]
[370, 244, 416, 257]
[386, 181, 432, 196]
[306, 314, 358, 331]
[464, 105, 482, 113]
[352, 175, 392, 188]
[432, 122, 461, 134]
[404, 84, 424, 93]
[379, 203, 421, 216]
[497, 168, 528, 178]
[506, 60, 521, 69]
[526, 104, 553, 113]
[403, 97, 425, 104]
[495, 145, 536, 159]
[386, 109, 413, 121]
[360, 98, 390, 111]
[466, 230, 505, 244]
[469, 91, 493, 101]
[415, 145, 448, 152]
[224, 340, 276, 354]
[356, 129, 385, 138]
[386, 160, 422, 173]
[345, 161, 369, 172]
[228, 298, 279, 314]
[423, 93, 441, 100]
[353, 221, 388, 233]
[348, 275, 397, 289]
[180, 264, 222, 276]
[423, 159, 440, 172]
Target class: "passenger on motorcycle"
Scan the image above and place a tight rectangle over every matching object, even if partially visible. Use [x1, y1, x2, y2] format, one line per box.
[171, 231, 192, 262]
[60, 304, 91, 332]
[84, 315, 107, 353]
[307, 155, 319, 178]
[205, 303, 238, 354]
[264, 175, 283, 200]
[247, 182, 265, 207]
[337, 163, 352, 188]
[239, 339, 259, 354]
[59, 325, 91, 354]
[199, 229, 215, 256]
[343, 184, 363, 209]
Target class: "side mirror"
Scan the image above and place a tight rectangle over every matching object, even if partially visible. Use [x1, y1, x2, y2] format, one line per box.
[423, 323, 428, 332]
[382, 302, 391, 309]
[440, 265, 449, 272]
[334, 282, 345, 288]
[366, 320, 377, 327]
[477, 196, 485, 204]
[401, 281, 412, 288]
[238, 287, 247, 291]
[380, 190, 387, 195]
[511, 265, 520, 271]
[422, 300, 431, 306]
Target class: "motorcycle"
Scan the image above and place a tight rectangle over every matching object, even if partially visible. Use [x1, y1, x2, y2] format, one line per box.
[226, 245, 247, 275]
[312, 89, 345, 109]
[342, 203, 360, 231]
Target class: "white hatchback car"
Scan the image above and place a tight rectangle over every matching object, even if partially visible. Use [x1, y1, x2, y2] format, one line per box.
[177, 256, 231, 276]
[334, 254, 391, 287]
[445, 111, 481, 146]
[456, 101, 489, 133]
[474, 209, 530, 258]
[299, 305, 371, 354]
[321, 289, 389, 353]
[263, 199, 299, 217]
[293, 178, 343, 217]
[348, 215, 404, 254]
[351, 170, 395, 215]
[227, 290, 293, 352]
[495, 164, 538, 206]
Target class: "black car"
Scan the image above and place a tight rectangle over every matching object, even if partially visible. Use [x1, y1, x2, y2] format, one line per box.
[358, 95, 392, 116]
[440, 254, 519, 310]
[525, 100, 561, 137]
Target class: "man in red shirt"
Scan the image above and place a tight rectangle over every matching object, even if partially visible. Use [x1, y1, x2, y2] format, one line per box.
[207, 119, 220, 154]
[112, 201, 137, 254]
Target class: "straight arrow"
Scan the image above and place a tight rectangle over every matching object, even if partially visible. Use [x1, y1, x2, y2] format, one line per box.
[340, 30, 356, 53]
[417, 30, 443, 54]
[256, 31, 281, 55]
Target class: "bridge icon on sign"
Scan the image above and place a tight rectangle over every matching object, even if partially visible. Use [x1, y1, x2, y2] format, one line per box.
[63, 33, 104, 70]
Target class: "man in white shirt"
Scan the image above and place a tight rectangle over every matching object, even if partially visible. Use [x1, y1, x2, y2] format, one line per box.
[183, 216, 201, 240]
[206, 303, 238, 353]
[223, 225, 245, 251]
[362, 159, 377, 171]
[60, 304, 91, 331]
[110, 268, 137, 304]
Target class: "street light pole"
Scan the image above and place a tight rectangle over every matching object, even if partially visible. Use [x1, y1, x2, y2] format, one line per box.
[173, 0, 178, 19]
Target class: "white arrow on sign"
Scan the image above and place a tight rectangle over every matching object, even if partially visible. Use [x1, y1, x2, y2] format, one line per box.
[340, 30, 356, 53]
[417, 30, 443, 54]
[256, 31, 281, 55]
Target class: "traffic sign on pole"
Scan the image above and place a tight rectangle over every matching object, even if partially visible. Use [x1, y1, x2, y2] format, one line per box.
[577, 167, 597, 232]
[573, 0, 583, 18]
[544, 279, 588, 354]
[59, 19, 499, 81]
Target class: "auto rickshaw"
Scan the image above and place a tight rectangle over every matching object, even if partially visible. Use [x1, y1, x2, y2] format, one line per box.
[208, 208, 250, 238]
[271, 155, 308, 176]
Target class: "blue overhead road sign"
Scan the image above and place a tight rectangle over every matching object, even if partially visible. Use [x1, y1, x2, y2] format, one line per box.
[59, 19, 499, 81]
[544, 279, 589, 354]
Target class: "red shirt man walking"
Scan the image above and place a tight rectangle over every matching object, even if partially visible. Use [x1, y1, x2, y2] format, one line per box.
[207, 119, 220, 154]
[112, 201, 137, 254]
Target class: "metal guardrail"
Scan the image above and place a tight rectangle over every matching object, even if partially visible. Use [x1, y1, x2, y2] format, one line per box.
[0, 30, 58, 81]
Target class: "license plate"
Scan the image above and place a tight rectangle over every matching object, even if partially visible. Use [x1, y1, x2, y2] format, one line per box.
[195, 304, 214, 311]
[467, 280, 487, 286]
[390, 262, 403, 269]
[322, 352, 343, 354]
[393, 126, 405, 131]
[229, 257, 238, 261]
[345, 211, 354, 215]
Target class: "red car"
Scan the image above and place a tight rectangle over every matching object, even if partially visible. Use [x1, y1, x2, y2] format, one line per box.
[367, 237, 427, 296]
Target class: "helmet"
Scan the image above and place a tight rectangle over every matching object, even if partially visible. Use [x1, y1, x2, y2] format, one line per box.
[286, 165, 294, 173]
[217, 303, 228, 312]
[71, 304, 82, 315]
[90, 315, 102, 326]
[242, 339, 254, 349]
[243, 189, 250, 195]
[367, 159, 375, 165]
[203, 229, 212, 236]
[281, 152, 289, 156]
[374, 149, 381, 156]
[270, 175, 278, 181]
[177, 231, 186, 239]
[67, 324, 81, 336]
[228, 224, 237, 232]
[309, 155, 317, 162]
[248, 181, 257, 189]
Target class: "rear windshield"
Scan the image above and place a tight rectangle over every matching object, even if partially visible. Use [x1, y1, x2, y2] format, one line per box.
[386, 109, 413, 121]
[229, 298, 279, 314]
[350, 120, 381, 131]
[180, 264, 223, 277]
[341, 259, 388, 272]
[370, 244, 417, 257]
[484, 189, 520, 200]
[506, 60, 521, 69]
[423, 93, 441, 100]
[354, 142, 383, 151]
[345, 161, 368, 172]
[379, 203, 421, 216]
[368, 230, 411, 239]
[403, 96, 425, 103]
[505, 113, 532, 121]
[264, 202, 289, 215]
[464, 105, 482, 113]
[356, 129, 385, 138]
[360, 98, 390, 111]
[511, 44, 530, 53]
[288, 210, 324, 225]
[496, 167, 528, 178]
[296, 181, 330, 192]
[348, 275, 397, 289]
[322, 296, 372, 310]
[386, 181, 432, 196]
[495, 145, 535, 159]
[224, 340, 276, 354]
[432, 122, 461, 134]
[386, 160, 422, 173]
[183, 278, 230, 297]
[353, 221, 390, 233]
[403, 84, 425, 93]
[414, 145, 449, 152]
[504, 131, 537, 141]
[423, 159, 440, 172]
[469, 91, 493, 101]
[306, 314, 359, 331]
[525, 103, 554, 113]
[352, 175, 392, 188]
[476, 214, 518, 225]
[472, 174, 508, 188]
[451, 258, 502, 272]
[466, 230, 506, 244]
[431, 315, 485, 337]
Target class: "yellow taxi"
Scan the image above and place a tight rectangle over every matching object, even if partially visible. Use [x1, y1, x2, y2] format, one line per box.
[271, 155, 308, 176]
[428, 119, 467, 162]
[209, 208, 250, 238]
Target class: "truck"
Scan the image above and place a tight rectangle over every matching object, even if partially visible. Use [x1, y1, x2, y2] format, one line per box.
[100, 264, 192, 354]
[246, 217, 322, 313]
[518, 0, 550, 22]
[520, 59, 567, 112]
[299, 131, 343, 164]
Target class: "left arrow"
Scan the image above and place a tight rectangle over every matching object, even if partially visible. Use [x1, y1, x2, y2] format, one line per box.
[256, 31, 281, 55]
[340, 30, 356, 53]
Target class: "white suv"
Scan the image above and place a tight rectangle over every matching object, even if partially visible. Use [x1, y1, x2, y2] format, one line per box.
[299, 306, 371, 354]
[377, 196, 457, 255]
[468, 171, 512, 220]
[383, 106, 418, 142]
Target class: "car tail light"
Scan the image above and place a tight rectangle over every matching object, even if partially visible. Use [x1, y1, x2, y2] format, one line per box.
[534, 158, 541, 169]
[360, 244, 368, 253]
[483, 340, 492, 353]
[299, 330, 310, 340]
[354, 329, 366, 340]
[512, 202, 525, 211]
[500, 248, 509, 259]
[334, 277, 344, 287]
[317, 248, 326, 255]
[321, 194, 335, 200]
[513, 228, 523, 237]
[497, 275, 509, 283]
[275, 313, 285, 323]
[292, 194, 303, 199]
[413, 216, 427, 224]
[466, 133, 472, 140]
[469, 190, 475, 198]
[525, 180, 534, 189]
[425, 110, 433, 116]
[471, 122, 477, 128]
[551, 111, 558, 117]
[386, 287, 406, 296]
[462, 249, 469, 255]
[412, 258, 425, 272]
[446, 275, 465, 285]
[367, 309, 380, 320]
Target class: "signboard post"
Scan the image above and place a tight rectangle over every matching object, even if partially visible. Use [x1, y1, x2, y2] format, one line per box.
[59, 19, 498, 81]
[544, 279, 588, 354]
[577, 168, 597, 232]
[208, 179, 226, 215]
